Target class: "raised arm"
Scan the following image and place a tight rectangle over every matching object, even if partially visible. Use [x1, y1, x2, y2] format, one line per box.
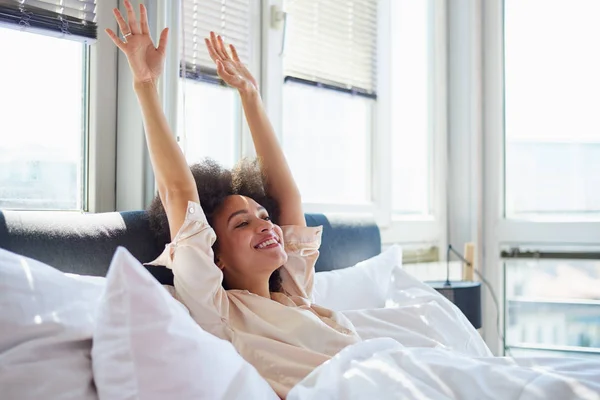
[205, 33, 305, 227]
[106, 1, 198, 240]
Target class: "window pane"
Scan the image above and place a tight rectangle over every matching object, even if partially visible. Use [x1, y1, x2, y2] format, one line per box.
[505, 259, 600, 350]
[282, 82, 372, 205]
[0, 28, 85, 210]
[391, 0, 431, 215]
[505, 0, 600, 219]
[507, 347, 600, 360]
[177, 80, 240, 168]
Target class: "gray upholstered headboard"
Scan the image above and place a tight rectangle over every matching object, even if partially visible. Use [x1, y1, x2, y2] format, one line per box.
[0, 210, 381, 284]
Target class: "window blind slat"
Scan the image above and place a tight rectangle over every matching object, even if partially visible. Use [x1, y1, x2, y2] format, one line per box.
[290, 1, 378, 25]
[184, 1, 249, 19]
[183, 14, 249, 38]
[181, 0, 251, 82]
[182, 37, 249, 59]
[184, 0, 249, 14]
[288, 18, 376, 48]
[284, 0, 378, 95]
[30, 0, 96, 21]
[0, 0, 97, 41]
[183, 5, 250, 27]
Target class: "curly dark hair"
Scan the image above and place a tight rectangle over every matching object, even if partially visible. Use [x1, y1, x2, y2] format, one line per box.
[147, 158, 282, 292]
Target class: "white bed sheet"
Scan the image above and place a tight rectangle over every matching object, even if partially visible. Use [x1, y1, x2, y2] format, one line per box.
[288, 338, 600, 400]
[288, 265, 600, 399]
[344, 262, 492, 357]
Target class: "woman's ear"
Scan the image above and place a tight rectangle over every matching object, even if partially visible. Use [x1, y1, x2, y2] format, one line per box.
[215, 255, 226, 270]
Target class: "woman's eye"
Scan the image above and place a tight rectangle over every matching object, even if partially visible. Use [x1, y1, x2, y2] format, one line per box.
[263, 216, 271, 221]
[235, 221, 248, 228]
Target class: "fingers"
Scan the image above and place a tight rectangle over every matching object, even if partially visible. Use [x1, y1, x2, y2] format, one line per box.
[228, 44, 255, 86]
[210, 32, 228, 60]
[112, 8, 130, 36]
[207, 32, 235, 65]
[139, 3, 150, 35]
[205, 38, 220, 63]
[124, 0, 141, 35]
[105, 28, 126, 51]
[217, 35, 232, 60]
[157, 28, 169, 54]
[209, 32, 223, 59]
[229, 44, 240, 62]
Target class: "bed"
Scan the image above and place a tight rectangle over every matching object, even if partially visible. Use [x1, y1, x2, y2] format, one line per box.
[1, 208, 599, 399]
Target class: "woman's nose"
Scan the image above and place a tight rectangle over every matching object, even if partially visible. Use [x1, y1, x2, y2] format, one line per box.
[258, 219, 273, 232]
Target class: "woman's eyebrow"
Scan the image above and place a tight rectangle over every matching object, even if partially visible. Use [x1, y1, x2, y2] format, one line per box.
[227, 209, 248, 224]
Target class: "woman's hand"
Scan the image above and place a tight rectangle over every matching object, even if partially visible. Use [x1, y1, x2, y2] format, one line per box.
[205, 32, 259, 95]
[105, 0, 169, 85]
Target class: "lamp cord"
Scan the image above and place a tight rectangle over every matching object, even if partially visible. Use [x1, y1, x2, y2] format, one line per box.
[447, 245, 513, 357]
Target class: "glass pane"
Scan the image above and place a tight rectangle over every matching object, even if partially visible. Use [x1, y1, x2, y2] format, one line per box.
[0, 28, 85, 210]
[177, 80, 240, 168]
[505, 259, 600, 350]
[505, 0, 600, 219]
[507, 347, 600, 360]
[282, 82, 372, 204]
[391, 0, 431, 216]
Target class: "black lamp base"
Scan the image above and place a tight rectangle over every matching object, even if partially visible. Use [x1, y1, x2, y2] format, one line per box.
[426, 280, 482, 329]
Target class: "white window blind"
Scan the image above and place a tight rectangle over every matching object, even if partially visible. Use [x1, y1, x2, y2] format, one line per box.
[0, 0, 97, 41]
[284, 0, 378, 97]
[181, 0, 251, 82]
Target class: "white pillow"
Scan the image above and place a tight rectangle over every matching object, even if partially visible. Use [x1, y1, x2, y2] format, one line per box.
[92, 247, 278, 400]
[313, 245, 402, 311]
[0, 248, 102, 400]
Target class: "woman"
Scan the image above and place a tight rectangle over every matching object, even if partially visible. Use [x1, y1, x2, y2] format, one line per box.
[106, 2, 361, 397]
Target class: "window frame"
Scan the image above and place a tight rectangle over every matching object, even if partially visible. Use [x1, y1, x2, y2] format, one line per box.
[380, 0, 448, 247]
[138, 0, 447, 251]
[0, 1, 117, 213]
[271, 0, 378, 215]
[156, 0, 261, 171]
[87, 0, 119, 212]
[482, 0, 600, 355]
[261, 0, 447, 247]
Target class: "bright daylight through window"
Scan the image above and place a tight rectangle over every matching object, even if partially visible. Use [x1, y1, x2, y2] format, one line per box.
[282, 0, 377, 206]
[177, 0, 249, 168]
[505, 0, 600, 220]
[390, 0, 431, 216]
[503, 0, 600, 358]
[0, 27, 86, 210]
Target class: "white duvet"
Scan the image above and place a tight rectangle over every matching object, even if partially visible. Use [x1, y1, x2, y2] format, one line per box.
[288, 338, 600, 400]
[288, 266, 600, 399]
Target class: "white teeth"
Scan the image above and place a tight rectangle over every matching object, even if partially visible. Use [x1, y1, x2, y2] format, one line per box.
[257, 238, 278, 249]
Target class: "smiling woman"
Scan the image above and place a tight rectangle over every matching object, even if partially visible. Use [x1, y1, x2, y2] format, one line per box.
[147, 158, 284, 293]
[109, 2, 363, 397]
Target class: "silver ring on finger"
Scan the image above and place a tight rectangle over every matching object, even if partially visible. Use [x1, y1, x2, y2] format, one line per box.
[123, 32, 132, 40]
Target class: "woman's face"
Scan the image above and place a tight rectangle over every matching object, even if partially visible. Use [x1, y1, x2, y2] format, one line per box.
[212, 195, 287, 286]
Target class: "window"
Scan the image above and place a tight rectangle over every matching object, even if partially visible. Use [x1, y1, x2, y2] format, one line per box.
[177, 80, 241, 168]
[504, 0, 600, 220]
[390, 0, 432, 216]
[282, 82, 372, 204]
[483, 0, 600, 356]
[505, 258, 600, 352]
[177, 0, 251, 168]
[506, 347, 600, 359]
[0, 1, 97, 210]
[282, 0, 378, 205]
